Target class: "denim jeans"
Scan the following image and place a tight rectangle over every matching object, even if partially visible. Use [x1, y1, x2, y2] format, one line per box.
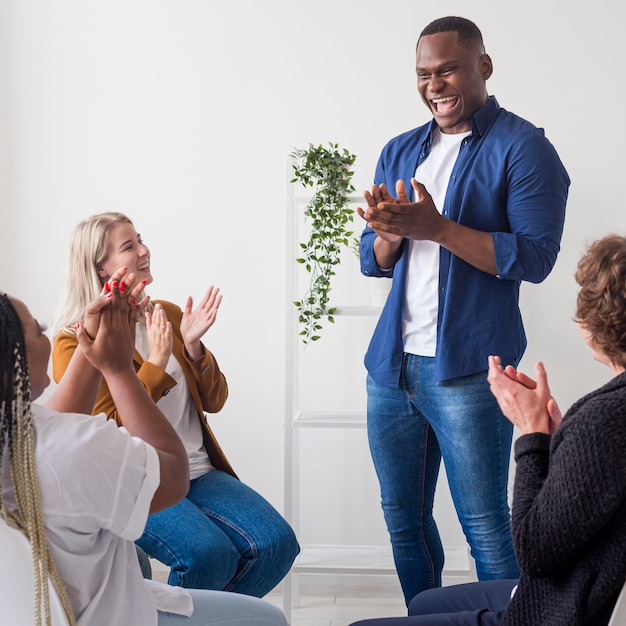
[137, 470, 300, 597]
[157, 588, 287, 625]
[367, 355, 520, 605]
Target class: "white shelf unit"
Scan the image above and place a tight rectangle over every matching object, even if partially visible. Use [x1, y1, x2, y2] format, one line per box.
[282, 183, 472, 621]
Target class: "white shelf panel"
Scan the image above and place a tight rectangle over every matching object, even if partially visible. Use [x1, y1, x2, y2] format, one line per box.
[292, 544, 471, 576]
[293, 409, 366, 428]
[332, 305, 382, 316]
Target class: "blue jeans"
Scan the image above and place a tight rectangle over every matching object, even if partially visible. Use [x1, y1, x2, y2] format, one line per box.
[157, 588, 287, 625]
[367, 355, 520, 605]
[137, 470, 300, 597]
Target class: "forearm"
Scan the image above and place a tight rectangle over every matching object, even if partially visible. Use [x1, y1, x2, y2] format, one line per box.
[46, 344, 102, 414]
[373, 237, 403, 270]
[92, 361, 177, 425]
[434, 221, 497, 275]
[103, 365, 189, 511]
[184, 341, 204, 362]
[188, 347, 229, 412]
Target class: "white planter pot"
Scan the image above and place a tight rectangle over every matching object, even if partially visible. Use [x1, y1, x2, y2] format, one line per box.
[369, 278, 392, 308]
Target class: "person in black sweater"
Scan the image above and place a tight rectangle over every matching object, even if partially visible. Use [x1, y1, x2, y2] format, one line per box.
[349, 235, 626, 625]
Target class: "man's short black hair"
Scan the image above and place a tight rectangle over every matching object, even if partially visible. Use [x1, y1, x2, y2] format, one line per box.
[418, 16, 484, 50]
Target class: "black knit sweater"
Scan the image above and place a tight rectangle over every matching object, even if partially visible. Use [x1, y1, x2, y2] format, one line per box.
[501, 372, 626, 625]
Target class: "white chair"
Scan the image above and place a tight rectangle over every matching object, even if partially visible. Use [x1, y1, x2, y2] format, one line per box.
[608, 579, 626, 626]
[0, 517, 71, 625]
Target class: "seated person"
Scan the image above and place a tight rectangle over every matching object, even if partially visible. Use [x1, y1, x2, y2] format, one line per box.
[0, 276, 287, 626]
[51, 212, 299, 594]
[348, 234, 626, 625]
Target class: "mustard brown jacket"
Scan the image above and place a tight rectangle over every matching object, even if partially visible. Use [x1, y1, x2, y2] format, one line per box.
[52, 300, 237, 479]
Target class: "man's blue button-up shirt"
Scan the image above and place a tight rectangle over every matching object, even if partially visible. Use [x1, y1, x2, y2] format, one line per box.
[361, 96, 570, 385]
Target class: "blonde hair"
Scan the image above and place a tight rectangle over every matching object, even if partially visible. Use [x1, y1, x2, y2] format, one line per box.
[51, 212, 148, 339]
[0, 294, 77, 626]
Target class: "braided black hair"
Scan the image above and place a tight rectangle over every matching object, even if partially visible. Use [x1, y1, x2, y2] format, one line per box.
[0, 293, 76, 626]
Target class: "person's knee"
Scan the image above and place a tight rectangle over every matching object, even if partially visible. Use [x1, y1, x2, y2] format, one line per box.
[255, 520, 300, 572]
[171, 538, 240, 589]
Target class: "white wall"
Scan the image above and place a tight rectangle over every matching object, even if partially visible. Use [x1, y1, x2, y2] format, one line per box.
[1, 0, 622, 553]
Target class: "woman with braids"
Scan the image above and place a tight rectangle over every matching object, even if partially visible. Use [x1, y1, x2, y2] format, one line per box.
[0, 278, 287, 625]
[51, 212, 298, 596]
[349, 234, 626, 625]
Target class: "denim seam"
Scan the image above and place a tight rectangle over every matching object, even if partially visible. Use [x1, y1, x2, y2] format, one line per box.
[197, 507, 259, 592]
[419, 422, 438, 589]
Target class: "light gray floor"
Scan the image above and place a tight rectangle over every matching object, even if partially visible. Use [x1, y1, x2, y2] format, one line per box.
[152, 562, 473, 626]
[266, 574, 407, 626]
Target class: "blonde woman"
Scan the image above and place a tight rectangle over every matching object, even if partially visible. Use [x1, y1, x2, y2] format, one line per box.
[0, 282, 287, 625]
[51, 213, 298, 596]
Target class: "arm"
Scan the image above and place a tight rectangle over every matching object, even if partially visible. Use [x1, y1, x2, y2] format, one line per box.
[487, 356, 561, 435]
[511, 406, 626, 576]
[488, 356, 625, 575]
[47, 331, 102, 415]
[77, 287, 188, 513]
[180, 286, 222, 361]
[361, 129, 569, 282]
[53, 327, 177, 426]
[161, 299, 229, 413]
[360, 178, 498, 275]
[47, 271, 149, 415]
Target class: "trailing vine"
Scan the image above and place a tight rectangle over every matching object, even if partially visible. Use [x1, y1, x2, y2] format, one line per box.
[291, 142, 357, 343]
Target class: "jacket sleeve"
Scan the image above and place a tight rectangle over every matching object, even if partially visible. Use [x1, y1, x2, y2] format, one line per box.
[52, 329, 177, 426]
[511, 398, 626, 576]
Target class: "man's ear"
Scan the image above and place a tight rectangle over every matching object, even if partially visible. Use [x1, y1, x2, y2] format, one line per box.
[480, 53, 493, 81]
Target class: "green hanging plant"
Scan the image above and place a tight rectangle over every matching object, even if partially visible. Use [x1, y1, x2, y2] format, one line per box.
[291, 142, 357, 344]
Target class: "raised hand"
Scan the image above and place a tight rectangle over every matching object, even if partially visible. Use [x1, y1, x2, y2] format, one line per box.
[83, 267, 149, 341]
[487, 355, 555, 435]
[77, 281, 139, 376]
[180, 286, 222, 360]
[146, 302, 173, 369]
[357, 182, 407, 245]
[361, 178, 443, 242]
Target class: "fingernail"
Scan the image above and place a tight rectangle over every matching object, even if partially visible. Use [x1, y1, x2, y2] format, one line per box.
[131, 299, 137, 305]
[112, 281, 119, 289]
[104, 281, 110, 292]
[120, 282, 126, 293]
[75, 323, 80, 330]
[106, 292, 113, 299]
[142, 280, 147, 285]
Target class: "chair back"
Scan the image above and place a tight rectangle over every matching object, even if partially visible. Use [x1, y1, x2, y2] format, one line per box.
[0, 517, 71, 625]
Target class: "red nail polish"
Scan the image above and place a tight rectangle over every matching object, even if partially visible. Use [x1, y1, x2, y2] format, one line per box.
[106, 292, 113, 299]
[120, 282, 126, 293]
[142, 280, 147, 285]
[112, 281, 119, 288]
[75, 323, 80, 330]
[104, 281, 110, 292]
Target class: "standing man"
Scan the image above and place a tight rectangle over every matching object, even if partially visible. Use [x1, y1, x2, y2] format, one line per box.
[358, 16, 569, 605]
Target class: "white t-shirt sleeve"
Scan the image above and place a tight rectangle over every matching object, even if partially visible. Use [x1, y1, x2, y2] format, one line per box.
[33, 408, 160, 541]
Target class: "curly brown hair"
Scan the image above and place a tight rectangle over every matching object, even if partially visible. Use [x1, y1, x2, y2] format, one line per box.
[575, 235, 626, 369]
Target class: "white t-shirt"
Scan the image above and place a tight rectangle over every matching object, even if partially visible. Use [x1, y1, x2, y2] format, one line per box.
[135, 324, 213, 479]
[2, 404, 191, 625]
[402, 128, 471, 356]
